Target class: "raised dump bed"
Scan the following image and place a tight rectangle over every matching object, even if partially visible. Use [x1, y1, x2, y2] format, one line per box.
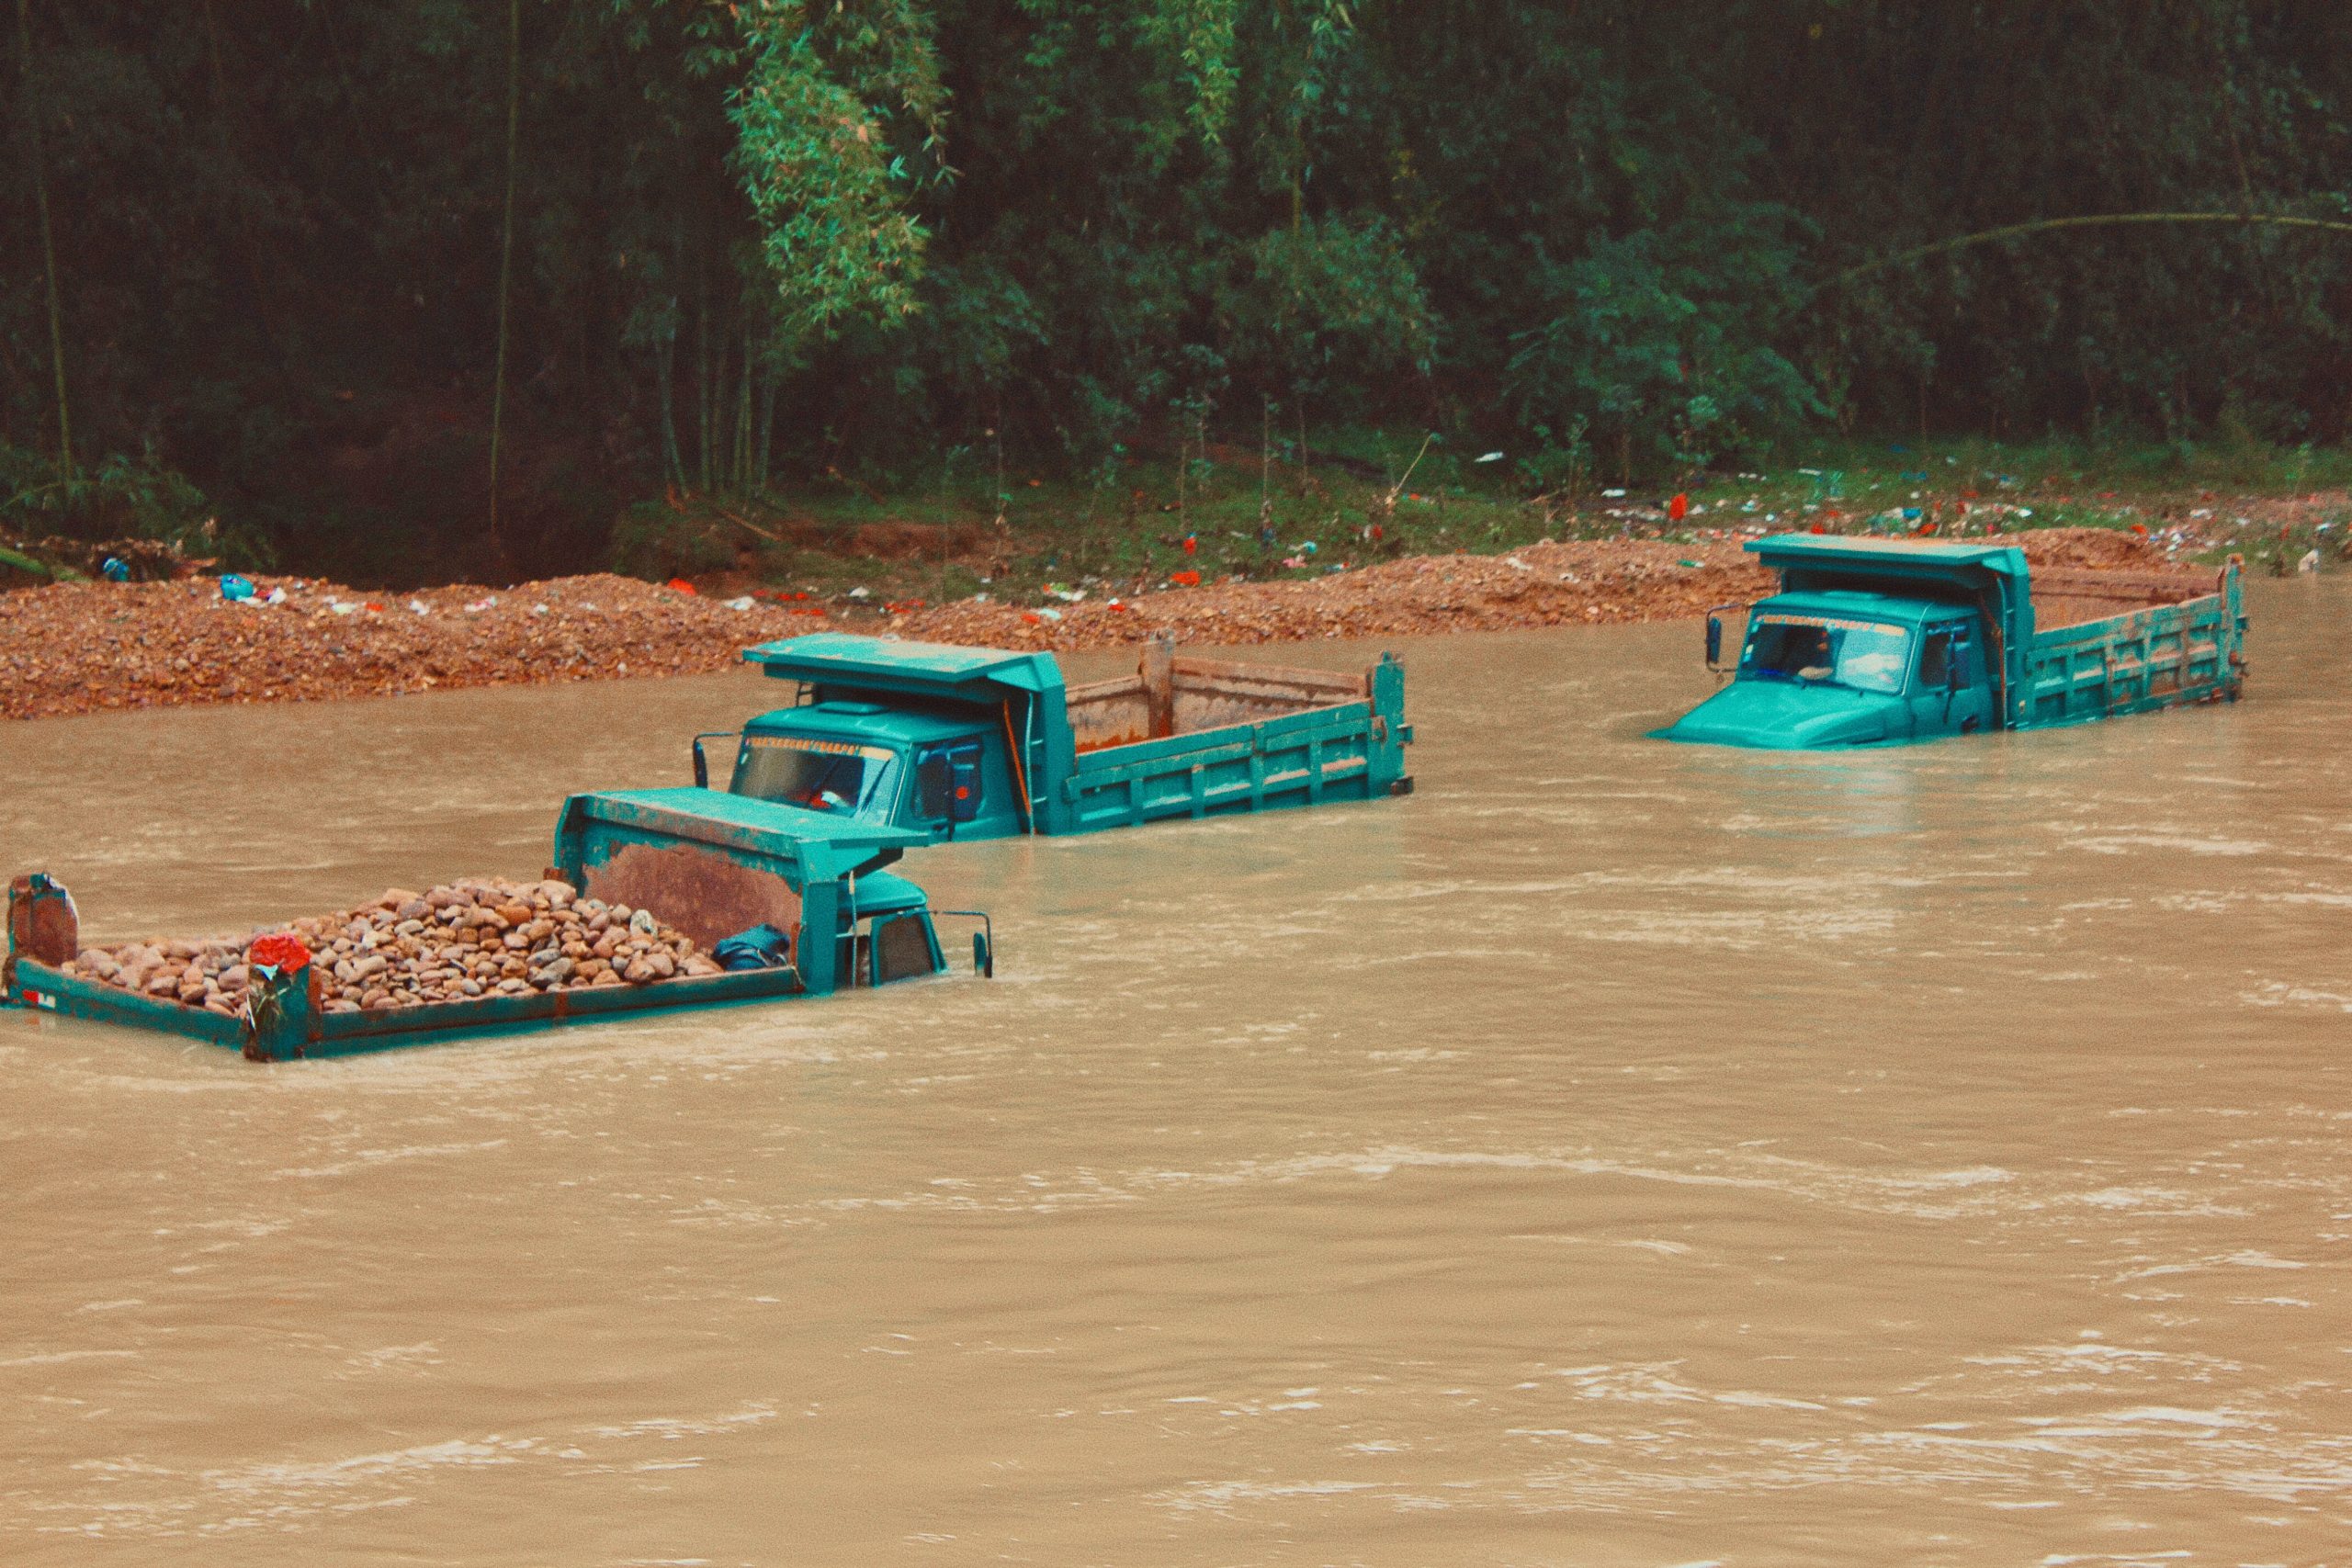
[5, 789, 991, 1061]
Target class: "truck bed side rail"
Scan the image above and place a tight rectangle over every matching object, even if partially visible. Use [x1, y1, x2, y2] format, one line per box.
[2022, 562, 2242, 727]
[1065, 701, 1388, 830]
[2028, 564, 2228, 631]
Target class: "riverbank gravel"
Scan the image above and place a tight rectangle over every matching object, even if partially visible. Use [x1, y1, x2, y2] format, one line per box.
[0, 571, 831, 721]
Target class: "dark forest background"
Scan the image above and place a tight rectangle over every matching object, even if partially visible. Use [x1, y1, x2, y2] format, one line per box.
[8, 1, 2352, 582]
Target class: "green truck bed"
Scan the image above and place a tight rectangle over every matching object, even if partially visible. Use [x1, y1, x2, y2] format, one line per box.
[6, 789, 985, 1061]
[2018, 563, 2246, 726]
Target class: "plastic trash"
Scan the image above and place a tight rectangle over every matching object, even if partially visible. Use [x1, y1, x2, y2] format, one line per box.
[262, 586, 287, 605]
[665, 577, 697, 595]
[847, 586, 870, 600]
[714, 923, 794, 973]
[464, 596, 496, 612]
[219, 574, 256, 602]
[1668, 493, 1689, 522]
[722, 594, 754, 610]
[2299, 548, 2321, 573]
[1182, 535, 1197, 555]
[101, 557, 130, 582]
[1476, 451, 1505, 464]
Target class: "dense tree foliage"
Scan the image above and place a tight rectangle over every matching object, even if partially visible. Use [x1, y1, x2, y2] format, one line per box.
[6, 1, 2351, 577]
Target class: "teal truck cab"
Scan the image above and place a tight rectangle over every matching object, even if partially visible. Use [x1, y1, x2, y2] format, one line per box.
[1658, 535, 2245, 749]
[6, 788, 992, 1061]
[701, 632, 1412, 840]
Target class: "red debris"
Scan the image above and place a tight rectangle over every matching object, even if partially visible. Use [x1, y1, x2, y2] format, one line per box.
[246, 931, 311, 973]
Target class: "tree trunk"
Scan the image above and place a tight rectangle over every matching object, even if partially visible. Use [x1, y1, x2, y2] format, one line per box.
[15, 0, 72, 481]
[735, 324, 754, 492]
[487, 0, 522, 542]
[655, 324, 684, 491]
[695, 271, 712, 492]
[756, 368, 777, 494]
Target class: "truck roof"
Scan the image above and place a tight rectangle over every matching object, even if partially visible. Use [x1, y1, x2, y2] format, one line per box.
[1747, 534, 2030, 570]
[1754, 589, 1965, 626]
[742, 633, 1065, 702]
[563, 787, 927, 879]
[745, 701, 978, 746]
[1746, 533, 2031, 600]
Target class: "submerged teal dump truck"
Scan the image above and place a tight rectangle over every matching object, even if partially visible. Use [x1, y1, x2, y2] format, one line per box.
[1658, 535, 2246, 749]
[696, 632, 1412, 840]
[4, 789, 992, 1061]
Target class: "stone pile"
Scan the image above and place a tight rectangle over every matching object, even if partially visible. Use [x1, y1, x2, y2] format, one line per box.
[58, 877, 723, 1016]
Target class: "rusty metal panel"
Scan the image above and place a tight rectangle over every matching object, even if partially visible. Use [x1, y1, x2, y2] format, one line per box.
[577, 841, 803, 952]
[6, 874, 78, 968]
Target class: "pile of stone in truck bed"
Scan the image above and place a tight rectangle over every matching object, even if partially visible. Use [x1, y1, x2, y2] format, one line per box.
[58, 878, 722, 1016]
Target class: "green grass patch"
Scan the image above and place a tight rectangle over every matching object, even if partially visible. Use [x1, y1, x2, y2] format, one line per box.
[609, 429, 2352, 604]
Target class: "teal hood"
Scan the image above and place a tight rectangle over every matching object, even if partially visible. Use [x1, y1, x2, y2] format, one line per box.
[1655, 680, 1901, 750]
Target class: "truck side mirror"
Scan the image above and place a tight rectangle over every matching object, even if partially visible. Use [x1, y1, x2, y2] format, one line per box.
[973, 930, 993, 978]
[1705, 615, 1724, 669]
[690, 732, 739, 792]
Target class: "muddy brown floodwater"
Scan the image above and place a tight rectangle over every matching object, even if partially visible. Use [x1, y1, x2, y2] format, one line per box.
[3, 579, 2347, 1566]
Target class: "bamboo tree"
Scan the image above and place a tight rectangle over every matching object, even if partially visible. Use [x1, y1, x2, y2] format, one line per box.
[654, 319, 684, 491]
[734, 322, 754, 493]
[15, 0, 72, 482]
[756, 366, 777, 495]
[487, 0, 523, 541]
[695, 271, 712, 491]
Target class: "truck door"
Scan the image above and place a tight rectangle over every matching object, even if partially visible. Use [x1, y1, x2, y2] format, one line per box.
[912, 740, 985, 838]
[1912, 622, 1993, 739]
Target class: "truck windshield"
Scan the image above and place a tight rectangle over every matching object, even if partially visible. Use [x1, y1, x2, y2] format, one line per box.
[732, 737, 898, 817]
[1743, 616, 1912, 694]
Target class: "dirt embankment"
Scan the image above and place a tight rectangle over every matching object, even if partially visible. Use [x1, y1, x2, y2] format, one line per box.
[0, 572, 831, 722]
[887, 525, 2177, 650]
[0, 527, 2178, 722]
